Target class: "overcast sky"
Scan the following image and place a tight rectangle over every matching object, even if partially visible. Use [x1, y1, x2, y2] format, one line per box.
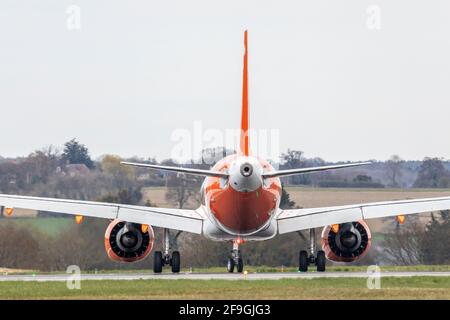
[1, 0, 450, 162]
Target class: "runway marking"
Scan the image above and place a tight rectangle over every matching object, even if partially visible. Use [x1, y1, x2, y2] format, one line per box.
[0, 272, 449, 282]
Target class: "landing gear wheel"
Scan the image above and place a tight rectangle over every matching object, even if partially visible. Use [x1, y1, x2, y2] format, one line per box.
[154, 251, 163, 273]
[299, 250, 308, 272]
[316, 250, 326, 272]
[227, 257, 235, 273]
[237, 258, 244, 273]
[171, 251, 181, 273]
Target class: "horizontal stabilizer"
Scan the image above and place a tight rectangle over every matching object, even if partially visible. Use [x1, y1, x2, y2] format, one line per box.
[120, 162, 228, 178]
[262, 162, 372, 178]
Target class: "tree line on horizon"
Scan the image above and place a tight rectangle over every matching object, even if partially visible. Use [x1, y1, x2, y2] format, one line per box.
[1, 139, 450, 193]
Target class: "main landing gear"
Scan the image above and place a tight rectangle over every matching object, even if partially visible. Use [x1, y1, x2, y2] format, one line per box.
[299, 228, 326, 272]
[227, 240, 244, 273]
[154, 228, 182, 273]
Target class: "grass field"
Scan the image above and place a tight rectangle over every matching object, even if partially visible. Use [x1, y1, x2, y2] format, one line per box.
[284, 187, 450, 207]
[0, 277, 448, 299]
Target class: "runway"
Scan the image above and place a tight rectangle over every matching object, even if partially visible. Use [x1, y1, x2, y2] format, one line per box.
[0, 271, 449, 282]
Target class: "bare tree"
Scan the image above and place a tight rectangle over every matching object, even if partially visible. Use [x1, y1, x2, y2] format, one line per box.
[382, 211, 450, 265]
[0, 224, 41, 269]
[382, 222, 423, 265]
[280, 149, 308, 185]
[386, 155, 403, 187]
[165, 174, 200, 209]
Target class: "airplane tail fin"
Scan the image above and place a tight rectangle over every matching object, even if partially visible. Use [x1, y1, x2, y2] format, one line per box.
[240, 30, 250, 156]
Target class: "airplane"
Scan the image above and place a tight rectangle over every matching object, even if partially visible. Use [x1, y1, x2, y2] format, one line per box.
[1, 30, 450, 273]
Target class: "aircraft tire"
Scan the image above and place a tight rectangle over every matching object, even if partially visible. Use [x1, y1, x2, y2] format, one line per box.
[153, 251, 163, 273]
[171, 251, 181, 273]
[316, 250, 326, 272]
[237, 257, 244, 273]
[227, 257, 235, 273]
[299, 250, 308, 272]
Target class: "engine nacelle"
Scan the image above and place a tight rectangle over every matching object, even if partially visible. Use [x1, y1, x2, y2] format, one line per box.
[104, 219, 154, 262]
[321, 220, 371, 262]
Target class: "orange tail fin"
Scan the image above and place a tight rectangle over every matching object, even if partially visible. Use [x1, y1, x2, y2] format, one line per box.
[240, 30, 249, 156]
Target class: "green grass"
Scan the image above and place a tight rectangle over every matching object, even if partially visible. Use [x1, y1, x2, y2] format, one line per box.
[0, 277, 448, 299]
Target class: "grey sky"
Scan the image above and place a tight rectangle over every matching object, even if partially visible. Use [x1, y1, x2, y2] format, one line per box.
[1, 0, 450, 162]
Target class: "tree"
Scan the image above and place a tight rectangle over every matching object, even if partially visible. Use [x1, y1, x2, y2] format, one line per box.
[381, 222, 422, 265]
[0, 224, 41, 269]
[165, 174, 199, 209]
[420, 211, 450, 264]
[280, 149, 303, 169]
[280, 186, 297, 209]
[382, 211, 450, 265]
[101, 155, 132, 178]
[413, 157, 450, 188]
[0, 161, 27, 193]
[280, 149, 310, 185]
[100, 155, 134, 189]
[353, 174, 372, 183]
[97, 189, 143, 205]
[386, 155, 403, 187]
[145, 199, 157, 207]
[25, 146, 61, 184]
[61, 139, 94, 169]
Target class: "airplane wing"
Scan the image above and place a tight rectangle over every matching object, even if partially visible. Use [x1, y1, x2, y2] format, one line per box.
[276, 196, 450, 234]
[121, 162, 228, 178]
[0, 194, 204, 234]
[262, 162, 371, 178]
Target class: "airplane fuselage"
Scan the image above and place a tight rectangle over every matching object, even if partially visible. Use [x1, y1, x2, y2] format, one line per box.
[200, 154, 282, 241]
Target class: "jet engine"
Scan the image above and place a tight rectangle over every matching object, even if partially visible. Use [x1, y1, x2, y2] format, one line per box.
[321, 220, 371, 262]
[104, 219, 154, 262]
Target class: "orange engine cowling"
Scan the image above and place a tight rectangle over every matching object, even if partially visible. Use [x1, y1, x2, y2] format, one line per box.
[105, 219, 154, 262]
[321, 220, 372, 262]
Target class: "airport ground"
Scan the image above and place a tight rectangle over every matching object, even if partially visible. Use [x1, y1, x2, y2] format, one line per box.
[0, 266, 449, 299]
[0, 276, 448, 299]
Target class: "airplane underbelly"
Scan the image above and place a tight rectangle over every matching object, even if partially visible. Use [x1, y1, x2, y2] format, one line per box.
[208, 186, 278, 235]
[203, 217, 278, 241]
